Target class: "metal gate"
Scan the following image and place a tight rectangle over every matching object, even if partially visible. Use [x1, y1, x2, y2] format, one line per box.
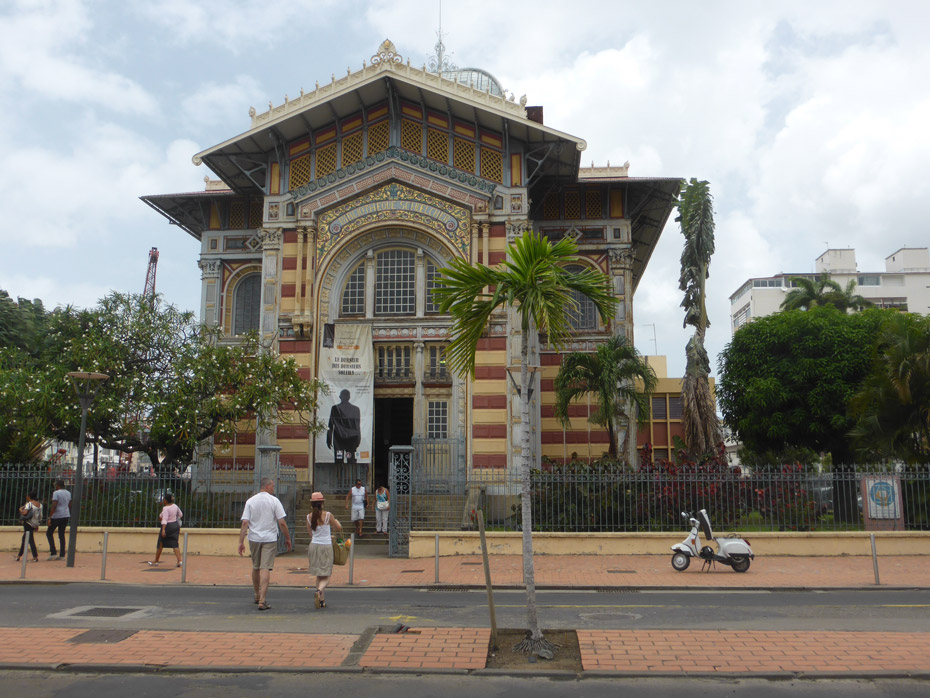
[388, 435, 466, 557]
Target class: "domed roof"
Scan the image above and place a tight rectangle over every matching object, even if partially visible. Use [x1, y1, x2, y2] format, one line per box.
[442, 68, 504, 97]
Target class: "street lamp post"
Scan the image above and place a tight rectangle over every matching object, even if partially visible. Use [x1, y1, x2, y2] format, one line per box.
[66, 371, 109, 568]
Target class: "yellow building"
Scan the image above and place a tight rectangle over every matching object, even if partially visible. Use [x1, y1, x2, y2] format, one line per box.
[143, 41, 678, 490]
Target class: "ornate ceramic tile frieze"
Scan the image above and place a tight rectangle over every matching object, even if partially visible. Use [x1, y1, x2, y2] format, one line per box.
[317, 182, 471, 260]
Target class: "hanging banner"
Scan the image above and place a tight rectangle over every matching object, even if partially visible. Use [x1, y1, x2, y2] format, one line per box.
[315, 323, 373, 465]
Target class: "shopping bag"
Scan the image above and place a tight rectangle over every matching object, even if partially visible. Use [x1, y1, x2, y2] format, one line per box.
[332, 538, 349, 565]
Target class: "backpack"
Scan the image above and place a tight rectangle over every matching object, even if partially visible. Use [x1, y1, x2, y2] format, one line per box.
[21, 503, 41, 527]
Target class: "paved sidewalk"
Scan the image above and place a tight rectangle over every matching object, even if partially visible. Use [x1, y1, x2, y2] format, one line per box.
[2, 625, 930, 676]
[4, 552, 930, 677]
[4, 551, 930, 589]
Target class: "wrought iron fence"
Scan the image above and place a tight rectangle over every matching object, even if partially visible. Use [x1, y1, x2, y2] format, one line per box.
[0, 463, 297, 529]
[466, 468, 930, 533]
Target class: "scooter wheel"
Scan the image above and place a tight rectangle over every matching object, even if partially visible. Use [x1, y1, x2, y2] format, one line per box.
[730, 554, 750, 573]
[671, 552, 690, 571]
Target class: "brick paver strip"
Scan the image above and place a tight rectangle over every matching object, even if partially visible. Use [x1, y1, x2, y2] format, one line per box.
[577, 630, 930, 673]
[0, 628, 355, 669]
[4, 552, 930, 589]
[360, 628, 490, 670]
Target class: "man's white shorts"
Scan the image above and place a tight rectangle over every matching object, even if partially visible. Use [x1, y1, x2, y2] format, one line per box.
[351, 505, 365, 521]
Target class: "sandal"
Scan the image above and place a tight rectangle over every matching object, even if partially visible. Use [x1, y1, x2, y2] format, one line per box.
[314, 590, 322, 609]
[257, 603, 271, 611]
[319, 592, 326, 609]
[147, 561, 159, 567]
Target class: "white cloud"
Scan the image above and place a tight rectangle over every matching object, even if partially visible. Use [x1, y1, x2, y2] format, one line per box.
[181, 75, 266, 131]
[0, 0, 158, 115]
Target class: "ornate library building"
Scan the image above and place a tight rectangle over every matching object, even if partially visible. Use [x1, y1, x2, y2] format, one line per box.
[144, 40, 678, 491]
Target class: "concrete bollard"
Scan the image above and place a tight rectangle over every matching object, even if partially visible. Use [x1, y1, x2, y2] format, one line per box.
[100, 531, 109, 580]
[435, 534, 440, 584]
[181, 532, 189, 583]
[348, 533, 355, 585]
[870, 533, 880, 585]
[20, 529, 31, 579]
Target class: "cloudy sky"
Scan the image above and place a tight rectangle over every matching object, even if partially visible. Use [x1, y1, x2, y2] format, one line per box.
[1, 0, 927, 377]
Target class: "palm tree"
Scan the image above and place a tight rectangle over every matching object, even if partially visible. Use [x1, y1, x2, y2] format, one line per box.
[781, 275, 873, 312]
[677, 178, 722, 458]
[850, 312, 930, 464]
[553, 334, 656, 460]
[434, 229, 616, 653]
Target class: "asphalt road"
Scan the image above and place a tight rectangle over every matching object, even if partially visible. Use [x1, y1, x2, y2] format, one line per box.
[1, 671, 928, 698]
[3, 583, 930, 634]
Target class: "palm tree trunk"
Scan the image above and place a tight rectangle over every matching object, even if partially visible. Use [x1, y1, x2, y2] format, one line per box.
[519, 326, 543, 642]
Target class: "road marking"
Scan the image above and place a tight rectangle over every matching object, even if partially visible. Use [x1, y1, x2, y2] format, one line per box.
[495, 604, 673, 609]
[385, 615, 422, 622]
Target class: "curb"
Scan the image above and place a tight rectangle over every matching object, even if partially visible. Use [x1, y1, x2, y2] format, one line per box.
[3, 663, 930, 680]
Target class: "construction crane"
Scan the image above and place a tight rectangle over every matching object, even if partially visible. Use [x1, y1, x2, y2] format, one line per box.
[143, 247, 159, 305]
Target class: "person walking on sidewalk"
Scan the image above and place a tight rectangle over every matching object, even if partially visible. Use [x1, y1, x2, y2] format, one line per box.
[16, 491, 42, 562]
[238, 477, 292, 611]
[147, 493, 183, 568]
[375, 484, 389, 535]
[345, 478, 368, 538]
[45, 479, 71, 560]
[306, 491, 342, 609]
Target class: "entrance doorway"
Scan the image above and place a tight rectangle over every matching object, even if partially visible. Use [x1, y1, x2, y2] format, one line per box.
[374, 397, 413, 488]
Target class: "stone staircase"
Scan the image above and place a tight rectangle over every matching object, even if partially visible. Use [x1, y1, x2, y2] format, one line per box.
[293, 486, 387, 551]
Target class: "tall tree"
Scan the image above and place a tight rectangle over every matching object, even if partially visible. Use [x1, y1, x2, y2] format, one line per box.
[0, 292, 326, 467]
[553, 334, 656, 460]
[849, 312, 930, 464]
[718, 306, 886, 464]
[435, 230, 615, 653]
[677, 178, 722, 457]
[781, 275, 873, 312]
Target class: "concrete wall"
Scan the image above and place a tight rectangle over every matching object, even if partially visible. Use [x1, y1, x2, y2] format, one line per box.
[2, 527, 240, 556]
[6, 526, 927, 557]
[408, 531, 930, 557]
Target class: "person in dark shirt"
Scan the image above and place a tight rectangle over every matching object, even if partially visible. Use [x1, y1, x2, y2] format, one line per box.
[326, 389, 361, 464]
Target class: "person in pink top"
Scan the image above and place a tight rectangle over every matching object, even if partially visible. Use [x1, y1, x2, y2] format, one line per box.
[146, 492, 183, 568]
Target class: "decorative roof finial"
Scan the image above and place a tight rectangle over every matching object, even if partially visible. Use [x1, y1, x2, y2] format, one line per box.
[427, 1, 458, 76]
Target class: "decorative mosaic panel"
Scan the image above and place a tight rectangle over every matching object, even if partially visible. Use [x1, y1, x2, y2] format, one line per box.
[480, 147, 503, 183]
[289, 154, 312, 190]
[401, 119, 422, 154]
[229, 201, 246, 229]
[453, 137, 475, 174]
[342, 131, 363, 166]
[316, 143, 337, 178]
[565, 190, 581, 219]
[586, 190, 603, 219]
[542, 192, 560, 220]
[368, 120, 390, 154]
[427, 129, 449, 163]
[317, 182, 470, 261]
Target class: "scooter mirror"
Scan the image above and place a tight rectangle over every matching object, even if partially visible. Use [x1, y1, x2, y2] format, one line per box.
[680, 512, 689, 519]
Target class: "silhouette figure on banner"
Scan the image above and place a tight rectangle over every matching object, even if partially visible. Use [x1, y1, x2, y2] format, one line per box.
[327, 389, 361, 464]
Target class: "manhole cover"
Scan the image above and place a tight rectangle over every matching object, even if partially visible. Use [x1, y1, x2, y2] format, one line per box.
[69, 629, 138, 644]
[606, 569, 636, 574]
[428, 586, 470, 592]
[71, 607, 142, 618]
[400, 569, 424, 573]
[461, 562, 482, 566]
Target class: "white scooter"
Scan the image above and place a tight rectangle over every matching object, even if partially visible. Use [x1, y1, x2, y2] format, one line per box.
[671, 509, 754, 573]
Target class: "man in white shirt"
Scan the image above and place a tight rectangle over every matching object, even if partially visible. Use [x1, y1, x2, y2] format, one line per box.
[344, 478, 369, 538]
[238, 477, 292, 610]
[45, 479, 71, 560]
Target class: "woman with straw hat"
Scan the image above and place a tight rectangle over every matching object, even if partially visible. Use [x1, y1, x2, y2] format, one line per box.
[306, 491, 342, 609]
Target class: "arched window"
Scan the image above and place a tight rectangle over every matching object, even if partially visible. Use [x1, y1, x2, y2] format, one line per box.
[233, 273, 261, 334]
[341, 263, 365, 316]
[566, 264, 597, 331]
[336, 246, 449, 319]
[375, 249, 416, 316]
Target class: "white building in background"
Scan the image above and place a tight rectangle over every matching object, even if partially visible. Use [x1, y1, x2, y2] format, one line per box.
[729, 247, 930, 334]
